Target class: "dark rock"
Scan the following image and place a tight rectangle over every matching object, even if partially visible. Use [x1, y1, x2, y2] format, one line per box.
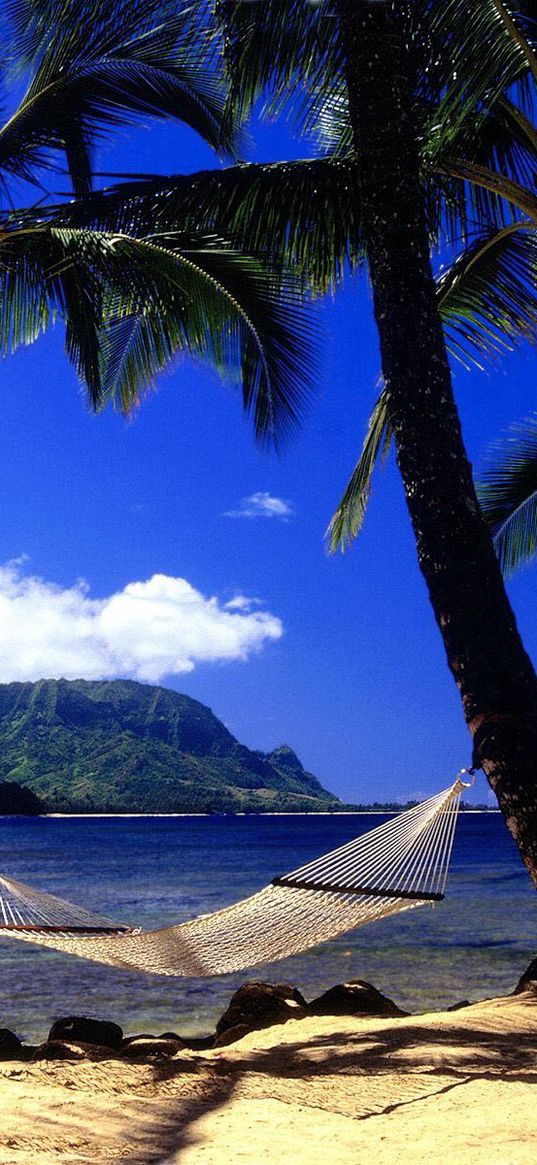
[447, 1000, 471, 1012]
[182, 1035, 214, 1051]
[120, 1031, 189, 1048]
[120, 1033, 155, 1046]
[213, 1023, 253, 1048]
[307, 980, 407, 1018]
[33, 1039, 113, 1062]
[215, 982, 307, 1041]
[513, 958, 537, 995]
[120, 1037, 184, 1060]
[33, 1040, 90, 1061]
[48, 1016, 123, 1050]
[0, 1028, 24, 1060]
[120, 1032, 185, 1049]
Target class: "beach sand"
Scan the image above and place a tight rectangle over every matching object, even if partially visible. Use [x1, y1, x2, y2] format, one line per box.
[1, 987, 536, 1164]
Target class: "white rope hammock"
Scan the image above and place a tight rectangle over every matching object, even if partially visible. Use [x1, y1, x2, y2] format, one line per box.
[0, 775, 469, 977]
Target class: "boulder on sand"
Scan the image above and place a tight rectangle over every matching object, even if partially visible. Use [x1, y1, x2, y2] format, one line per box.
[213, 1022, 253, 1049]
[32, 1040, 112, 1062]
[48, 1016, 123, 1050]
[0, 1028, 24, 1061]
[214, 982, 307, 1046]
[307, 980, 407, 1018]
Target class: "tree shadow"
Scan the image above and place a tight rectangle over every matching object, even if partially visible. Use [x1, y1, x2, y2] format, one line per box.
[120, 996, 537, 1162]
[119, 1059, 238, 1164]
[218, 1015, 537, 1082]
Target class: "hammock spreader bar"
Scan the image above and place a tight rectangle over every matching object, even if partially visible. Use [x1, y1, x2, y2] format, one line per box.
[0, 774, 469, 977]
[271, 875, 445, 902]
[0, 925, 132, 934]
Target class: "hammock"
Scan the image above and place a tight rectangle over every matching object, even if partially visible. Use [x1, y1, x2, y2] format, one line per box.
[0, 774, 469, 977]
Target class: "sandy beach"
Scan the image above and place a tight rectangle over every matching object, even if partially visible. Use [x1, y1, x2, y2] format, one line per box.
[1, 983, 536, 1165]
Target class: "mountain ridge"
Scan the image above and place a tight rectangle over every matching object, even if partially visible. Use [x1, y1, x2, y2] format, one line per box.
[0, 678, 341, 813]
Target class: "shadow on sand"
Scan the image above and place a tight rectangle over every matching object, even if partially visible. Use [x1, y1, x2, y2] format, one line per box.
[123, 993, 537, 1163]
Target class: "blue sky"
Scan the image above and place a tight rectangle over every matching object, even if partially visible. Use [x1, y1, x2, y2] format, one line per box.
[2, 111, 537, 806]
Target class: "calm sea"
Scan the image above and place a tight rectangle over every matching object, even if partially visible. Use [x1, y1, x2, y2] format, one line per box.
[1, 812, 536, 1043]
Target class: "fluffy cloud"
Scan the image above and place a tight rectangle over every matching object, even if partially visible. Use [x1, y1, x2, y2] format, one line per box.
[0, 560, 283, 684]
[224, 491, 294, 520]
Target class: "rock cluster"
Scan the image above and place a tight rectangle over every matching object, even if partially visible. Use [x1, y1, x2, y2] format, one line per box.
[2, 961, 532, 1064]
[0, 978, 406, 1063]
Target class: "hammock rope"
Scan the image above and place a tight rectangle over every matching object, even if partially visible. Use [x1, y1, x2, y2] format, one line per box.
[0, 773, 469, 977]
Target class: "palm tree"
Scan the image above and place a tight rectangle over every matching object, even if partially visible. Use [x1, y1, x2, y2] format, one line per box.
[0, 0, 312, 436]
[7, 3, 537, 880]
[54, 8, 537, 437]
[329, 3, 537, 890]
[82, 0, 537, 882]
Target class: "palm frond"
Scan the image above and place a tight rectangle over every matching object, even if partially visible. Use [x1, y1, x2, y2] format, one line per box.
[477, 415, 537, 574]
[424, 102, 537, 242]
[62, 120, 93, 199]
[96, 232, 316, 443]
[326, 386, 393, 554]
[423, 0, 537, 240]
[428, 0, 536, 124]
[0, 221, 315, 442]
[38, 157, 364, 294]
[0, 0, 235, 191]
[215, 0, 343, 134]
[0, 225, 52, 353]
[436, 223, 537, 368]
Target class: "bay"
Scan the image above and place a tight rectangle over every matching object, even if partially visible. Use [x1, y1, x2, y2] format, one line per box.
[1, 812, 536, 1043]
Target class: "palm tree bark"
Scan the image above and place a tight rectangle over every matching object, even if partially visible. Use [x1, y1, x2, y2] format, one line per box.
[336, 0, 537, 883]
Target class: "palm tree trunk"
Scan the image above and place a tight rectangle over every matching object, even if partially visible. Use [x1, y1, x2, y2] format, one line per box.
[336, 0, 537, 884]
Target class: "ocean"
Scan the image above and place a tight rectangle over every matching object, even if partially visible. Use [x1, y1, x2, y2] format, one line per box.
[1, 811, 536, 1043]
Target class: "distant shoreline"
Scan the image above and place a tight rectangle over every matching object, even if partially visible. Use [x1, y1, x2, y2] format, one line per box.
[42, 808, 500, 818]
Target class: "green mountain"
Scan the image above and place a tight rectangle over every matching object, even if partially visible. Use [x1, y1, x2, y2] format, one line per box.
[0, 679, 341, 813]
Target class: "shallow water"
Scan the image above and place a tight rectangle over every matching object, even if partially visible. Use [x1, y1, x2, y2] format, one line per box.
[1, 813, 536, 1042]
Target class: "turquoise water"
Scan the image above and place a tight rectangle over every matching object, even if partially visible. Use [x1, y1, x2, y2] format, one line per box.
[1, 812, 536, 1043]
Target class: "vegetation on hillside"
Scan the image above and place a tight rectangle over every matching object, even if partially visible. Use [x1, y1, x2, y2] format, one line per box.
[0, 679, 342, 813]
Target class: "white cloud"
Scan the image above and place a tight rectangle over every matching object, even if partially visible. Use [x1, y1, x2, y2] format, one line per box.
[0, 560, 283, 685]
[224, 491, 294, 521]
[224, 594, 263, 611]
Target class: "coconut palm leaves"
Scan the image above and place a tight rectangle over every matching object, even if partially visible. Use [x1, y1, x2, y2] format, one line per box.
[1, 0, 235, 195]
[439, 225, 537, 367]
[55, 156, 364, 292]
[329, 221, 537, 551]
[3, 0, 537, 456]
[477, 418, 537, 575]
[0, 2, 316, 438]
[0, 218, 314, 438]
[318, 0, 537, 553]
[71, 2, 537, 287]
[326, 386, 391, 553]
[93, 233, 315, 441]
[215, 0, 344, 133]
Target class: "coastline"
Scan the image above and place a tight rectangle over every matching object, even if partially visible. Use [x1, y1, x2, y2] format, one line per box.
[1, 983, 535, 1164]
[42, 808, 500, 818]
